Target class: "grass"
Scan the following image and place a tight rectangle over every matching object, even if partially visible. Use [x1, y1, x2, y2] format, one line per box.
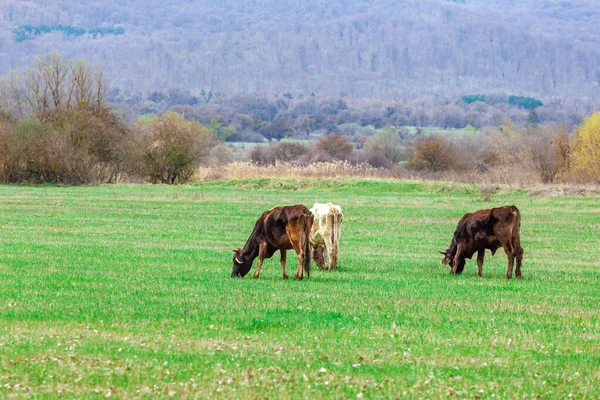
[0, 179, 598, 398]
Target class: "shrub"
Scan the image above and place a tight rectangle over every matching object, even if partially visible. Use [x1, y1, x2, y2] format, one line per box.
[249, 145, 271, 166]
[530, 134, 559, 183]
[553, 126, 571, 174]
[314, 134, 353, 160]
[353, 151, 392, 169]
[271, 142, 309, 162]
[570, 111, 600, 181]
[363, 129, 403, 163]
[250, 142, 309, 166]
[407, 136, 457, 172]
[0, 106, 129, 184]
[1, 119, 95, 183]
[43, 106, 129, 182]
[129, 112, 215, 184]
[209, 145, 235, 165]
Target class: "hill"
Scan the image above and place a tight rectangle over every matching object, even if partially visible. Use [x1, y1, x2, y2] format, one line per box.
[1, 0, 600, 103]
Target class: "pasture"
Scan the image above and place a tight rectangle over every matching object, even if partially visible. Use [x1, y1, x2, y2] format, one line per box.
[0, 179, 598, 398]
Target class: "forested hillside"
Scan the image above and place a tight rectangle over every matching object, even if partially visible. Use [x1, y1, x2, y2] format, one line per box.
[1, 0, 599, 103]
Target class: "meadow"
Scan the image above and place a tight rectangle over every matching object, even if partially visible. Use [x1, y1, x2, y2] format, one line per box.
[0, 179, 598, 398]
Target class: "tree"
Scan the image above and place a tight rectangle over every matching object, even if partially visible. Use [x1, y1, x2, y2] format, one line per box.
[508, 96, 543, 110]
[363, 128, 403, 163]
[259, 114, 295, 141]
[208, 118, 236, 141]
[1, 53, 108, 118]
[408, 136, 457, 172]
[462, 94, 486, 104]
[314, 134, 353, 160]
[130, 112, 215, 184]
[570, 111, 600, 180]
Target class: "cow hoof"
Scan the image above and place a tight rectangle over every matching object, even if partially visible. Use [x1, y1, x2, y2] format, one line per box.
[253, 274, 260, 279]
[283, 274, 289, 279]
[294, 275, 303, 280]
[516, 275, 523, 280]
[506, 275, 512, 279]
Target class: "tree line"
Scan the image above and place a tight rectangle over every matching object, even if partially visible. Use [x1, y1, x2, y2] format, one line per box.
[1, 54, 599, 185]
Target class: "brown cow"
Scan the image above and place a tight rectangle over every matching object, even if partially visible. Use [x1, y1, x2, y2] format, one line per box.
[231, 205, 314, 280]
[440, 205, 524, 279]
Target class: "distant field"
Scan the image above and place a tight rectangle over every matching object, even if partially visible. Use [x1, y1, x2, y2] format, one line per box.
[0, 179, 598, 398]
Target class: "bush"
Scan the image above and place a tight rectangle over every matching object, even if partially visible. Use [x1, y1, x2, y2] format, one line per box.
[314, 134, 353, 160]
[0, 106, 129, 184]
[249, 142, 309, 166]
[43, 106, 129, 182]
[363, 129, 403, 163]
[570, 111, 600, 181]
[209, 145, 235, 165]
[353, 151, 392, 169]
[530, 134, 559, 183]
[129, 112, 215, 184]
[407, 136, 458, 172]
[1, 119, 96, 183]
[249, 145, 271, 166]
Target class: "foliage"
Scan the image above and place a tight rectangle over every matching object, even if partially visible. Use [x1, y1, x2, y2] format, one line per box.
[363, 128, 403, 163]
[250, 142, 309, 166]
[314, 134, 353, 160]
[129, 112, 215, 183]
[135, 113, 158, 126]
[259, 114, 295, 141]
[570, 111, 600, 181]
[462, 94, 487, 104]
[208, 118, 236, 141]
[508, 95, 543, 110]
[12, 24, 124, 43]
[407, 136, 458, 172]
[0, 118, 92, 183]
[529, 130, 561, 183]
[0, 105, 128, 184]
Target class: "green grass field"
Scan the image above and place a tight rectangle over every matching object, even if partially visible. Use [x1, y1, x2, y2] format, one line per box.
[0, 179, 598, 398]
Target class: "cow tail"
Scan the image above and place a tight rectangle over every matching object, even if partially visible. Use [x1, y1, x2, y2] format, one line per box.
[303, 211, 313, 278]
[512, 205, 521, 222]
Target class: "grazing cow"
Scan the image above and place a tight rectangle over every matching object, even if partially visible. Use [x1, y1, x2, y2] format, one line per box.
[440, 205, 524, 279]
[231, 205, 314, 280]
[309, 202, 344, 270]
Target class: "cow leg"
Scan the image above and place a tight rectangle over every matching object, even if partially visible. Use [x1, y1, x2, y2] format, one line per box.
[323, 235, 336, 270]
[514, 242, 524, 280]
[504, 244, 515, 279]
[280, 250, 289, 279]
[477, 249, 485, 277]
[450, 244, 463, 274]
[286, 222, 305, 280]
[253, 242, 268, 279]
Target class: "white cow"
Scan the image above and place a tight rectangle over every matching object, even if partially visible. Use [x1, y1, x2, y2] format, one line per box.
[309, 202, 344, 270]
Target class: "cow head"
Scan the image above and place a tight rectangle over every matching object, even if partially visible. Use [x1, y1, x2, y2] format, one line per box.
[440, 250, 452, 266]
[231, 248, 252, 278]
[440, 249, 465, 274]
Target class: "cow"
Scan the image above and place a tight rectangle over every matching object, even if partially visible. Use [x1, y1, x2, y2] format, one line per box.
[309, 202, 344, 270]
[440, 205, 524, 279]
[231, 205, 314, 280]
